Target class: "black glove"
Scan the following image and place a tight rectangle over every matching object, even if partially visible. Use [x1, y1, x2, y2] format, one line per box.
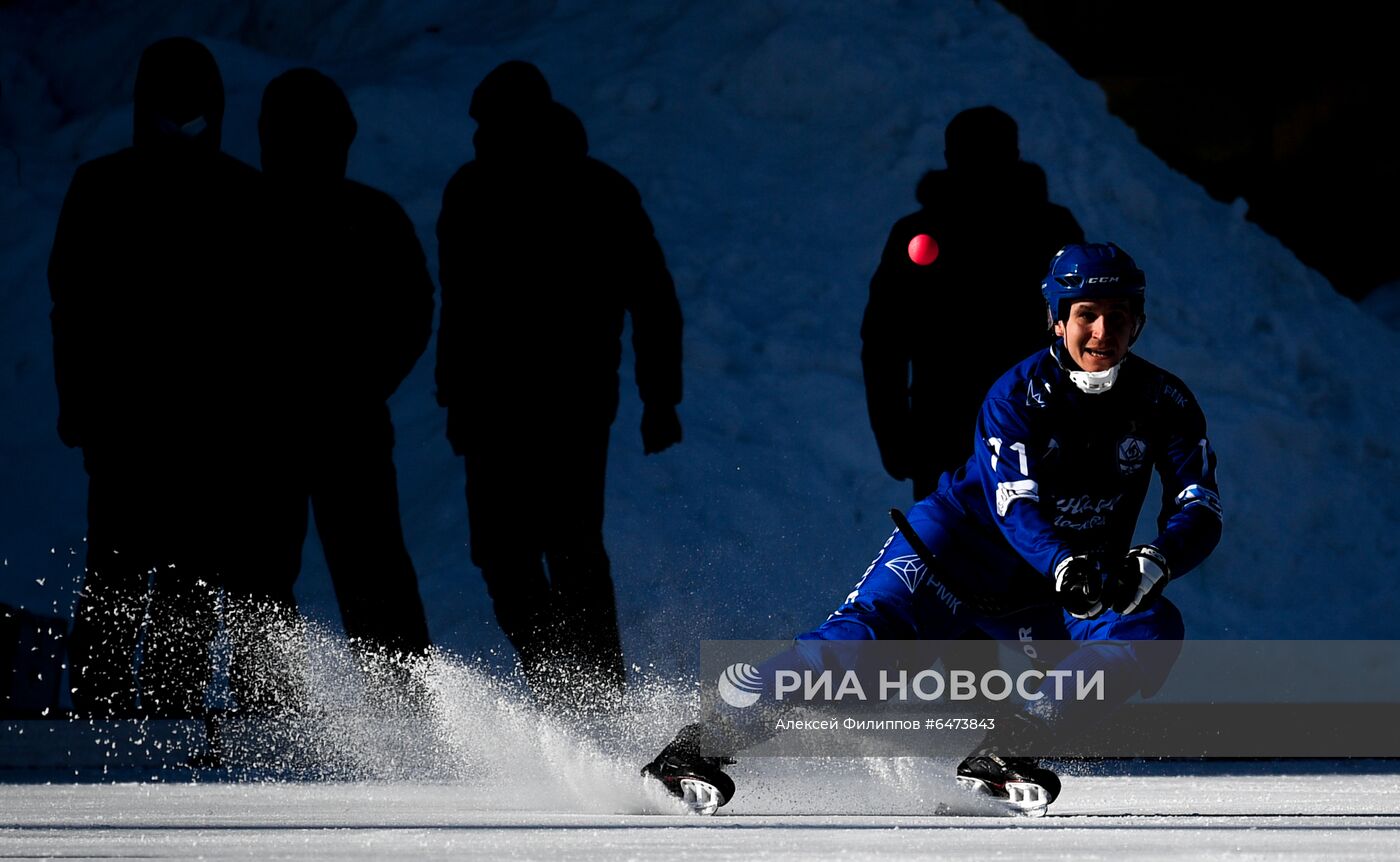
[641, 403, 682, 455]
[1053, 554, 1105, 620]
[1104, 545, 1170, 615]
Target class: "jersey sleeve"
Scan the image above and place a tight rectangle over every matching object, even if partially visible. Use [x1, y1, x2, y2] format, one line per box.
[1147, 380, 1223, 578]
[973, 395, 1070, 578]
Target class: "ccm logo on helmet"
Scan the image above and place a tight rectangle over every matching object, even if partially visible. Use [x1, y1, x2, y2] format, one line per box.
[1085, 276, 1120, 284]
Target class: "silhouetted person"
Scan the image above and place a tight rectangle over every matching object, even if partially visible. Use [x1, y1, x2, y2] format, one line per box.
[255, 68, 433, 669]
[49, 38, 269, 718]
[435, 61, 683, 711]
[863, 106, 1084, 499]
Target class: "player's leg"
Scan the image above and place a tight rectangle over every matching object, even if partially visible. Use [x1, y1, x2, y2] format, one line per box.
[959, 599, 1186, 814]
[948, 603, 1071, 815]
[644, 498, 978, 812]
[983, 598, 1184, 728]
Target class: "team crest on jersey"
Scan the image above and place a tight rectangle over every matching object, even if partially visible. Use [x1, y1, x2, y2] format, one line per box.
[1025, 378, 1051, 408]
[883, 555, 928, 594]
[1118, 435, 1148, 475]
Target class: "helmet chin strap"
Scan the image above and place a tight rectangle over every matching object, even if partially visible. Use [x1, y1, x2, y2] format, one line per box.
[1053, 340, 1126, 394]
[1067, 364, 1121, 394]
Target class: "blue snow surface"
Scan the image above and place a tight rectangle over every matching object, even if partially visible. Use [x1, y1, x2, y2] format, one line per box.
[3, 9, 1400, 850]
[2, 0, 1399, 693]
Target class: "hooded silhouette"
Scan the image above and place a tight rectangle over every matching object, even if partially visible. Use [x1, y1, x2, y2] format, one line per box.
[435, 61, 683, 711]
[256, 68, 433, 672]
[862, 106, 1084, 499]
[49, 37, 270, 718]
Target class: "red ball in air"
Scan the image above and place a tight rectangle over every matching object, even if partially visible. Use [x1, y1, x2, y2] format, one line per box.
[907, 233, 938, 266]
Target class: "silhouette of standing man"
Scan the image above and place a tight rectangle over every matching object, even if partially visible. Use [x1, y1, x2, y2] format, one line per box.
[49, 38, 264, 718]
[862, 106, 1083, 500]
[256, 68, 433, 668]
[435, 61, 683, 710]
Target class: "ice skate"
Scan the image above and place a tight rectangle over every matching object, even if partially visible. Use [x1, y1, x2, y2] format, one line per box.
[955, 751, 1060, 817]
[641, 734, 736, 815]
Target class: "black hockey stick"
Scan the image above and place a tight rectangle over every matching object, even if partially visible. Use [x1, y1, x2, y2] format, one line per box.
[888, 508, 1055, 618]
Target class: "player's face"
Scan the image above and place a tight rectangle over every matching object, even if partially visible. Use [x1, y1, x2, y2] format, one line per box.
[1054, 299, 1136, 372]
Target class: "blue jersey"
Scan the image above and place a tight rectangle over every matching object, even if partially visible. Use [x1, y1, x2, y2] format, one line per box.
[702, 344, 1223, 754]
[708, 344, 1222, 755]
[932, 344, 1222, 584]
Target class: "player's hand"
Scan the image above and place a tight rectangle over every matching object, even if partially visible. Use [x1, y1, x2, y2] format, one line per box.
[1054, 554, 1105, 619]
[1104, 545, 1170, 615]
[641, 403, 682, 455]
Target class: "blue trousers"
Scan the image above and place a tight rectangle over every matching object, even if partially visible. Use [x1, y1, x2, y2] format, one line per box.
[813, 498, 1179, 637]
[710, 497, 1184, 752]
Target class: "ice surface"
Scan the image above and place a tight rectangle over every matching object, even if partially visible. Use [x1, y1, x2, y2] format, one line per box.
[3, 618, 1399, 858]
[2, 774, 1398, 861]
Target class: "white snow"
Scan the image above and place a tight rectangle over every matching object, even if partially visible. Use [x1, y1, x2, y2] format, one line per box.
[1, 1, 1399, 853]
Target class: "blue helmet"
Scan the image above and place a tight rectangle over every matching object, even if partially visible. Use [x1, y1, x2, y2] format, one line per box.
[1040, 243, 1145, 322]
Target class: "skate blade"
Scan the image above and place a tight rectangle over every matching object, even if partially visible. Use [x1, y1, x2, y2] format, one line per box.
[678, 778, 725, 815]
[955, 775, 1050, 817]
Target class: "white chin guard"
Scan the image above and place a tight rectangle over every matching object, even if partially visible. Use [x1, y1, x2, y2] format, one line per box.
[1067, 363, 1120, 394]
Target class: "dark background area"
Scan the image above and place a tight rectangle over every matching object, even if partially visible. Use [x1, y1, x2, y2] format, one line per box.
[1001, 0, 1400, 300]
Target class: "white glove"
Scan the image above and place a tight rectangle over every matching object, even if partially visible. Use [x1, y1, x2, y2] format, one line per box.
[1105, 545, 1170, 615]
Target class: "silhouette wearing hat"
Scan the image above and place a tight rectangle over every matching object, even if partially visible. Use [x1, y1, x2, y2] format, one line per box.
[49, 37, 275, 718]
[250, 68, 434, 688]
[862, 106, 1084, 500]
[435, 61, 683, 711]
